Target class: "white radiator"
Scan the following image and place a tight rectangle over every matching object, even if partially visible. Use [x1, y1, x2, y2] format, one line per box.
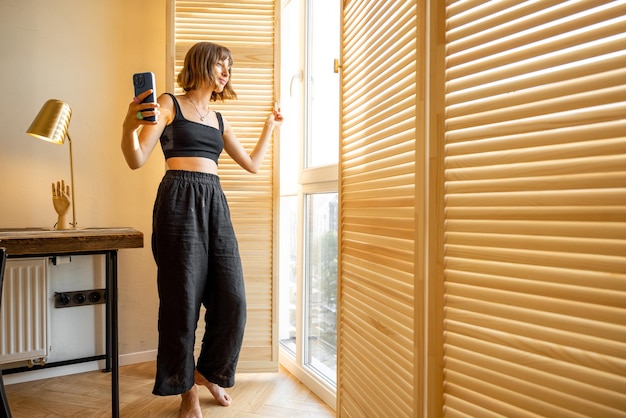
[0, 258, 49, 365]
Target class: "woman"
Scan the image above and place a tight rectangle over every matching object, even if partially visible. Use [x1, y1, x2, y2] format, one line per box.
[121, 42, 283, 418]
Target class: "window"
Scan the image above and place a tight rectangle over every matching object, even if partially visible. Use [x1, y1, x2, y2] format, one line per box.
[278, 0, 340, 407]
[304, 193, 338, 384]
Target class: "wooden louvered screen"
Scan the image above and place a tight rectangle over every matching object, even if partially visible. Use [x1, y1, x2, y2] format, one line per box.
[443, 1, 626, 416]
[339, 1, 422, 416]
[174, 0, 278, 372]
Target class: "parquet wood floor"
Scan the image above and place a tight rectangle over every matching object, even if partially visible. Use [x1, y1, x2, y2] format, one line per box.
[4, 361, 335, 417]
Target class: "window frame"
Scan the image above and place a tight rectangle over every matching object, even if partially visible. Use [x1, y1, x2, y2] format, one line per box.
[277, 0, 340, 409]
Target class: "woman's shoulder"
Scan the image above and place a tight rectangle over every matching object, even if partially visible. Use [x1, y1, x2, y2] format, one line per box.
[156, 93, 177, 124]
[158, 92, 176, 103]
[158, 93, 180, 111]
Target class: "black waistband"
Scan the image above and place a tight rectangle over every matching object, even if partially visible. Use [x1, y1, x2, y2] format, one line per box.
[163, 170, 220, 184]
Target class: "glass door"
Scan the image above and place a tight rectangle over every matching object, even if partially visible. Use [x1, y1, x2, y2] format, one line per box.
[278, 0, 340, 407]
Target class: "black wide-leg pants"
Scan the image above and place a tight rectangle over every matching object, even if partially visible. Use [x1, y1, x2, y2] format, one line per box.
[151, 170, 246, 396]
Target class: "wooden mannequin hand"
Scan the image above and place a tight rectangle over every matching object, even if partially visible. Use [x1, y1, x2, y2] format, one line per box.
[52, 180, 71, 229]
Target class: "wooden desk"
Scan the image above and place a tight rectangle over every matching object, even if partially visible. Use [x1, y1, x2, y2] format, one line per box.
[0, 227, 143, 418]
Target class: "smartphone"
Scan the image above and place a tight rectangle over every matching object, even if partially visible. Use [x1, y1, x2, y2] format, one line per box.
[132, 72, 156, 122]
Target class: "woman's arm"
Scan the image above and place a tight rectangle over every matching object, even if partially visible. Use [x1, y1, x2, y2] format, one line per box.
[223, 108, 283, 174]
[121, 91, 172, 170]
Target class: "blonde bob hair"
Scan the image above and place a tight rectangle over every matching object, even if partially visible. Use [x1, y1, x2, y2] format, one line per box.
[177, 42, 237, 101]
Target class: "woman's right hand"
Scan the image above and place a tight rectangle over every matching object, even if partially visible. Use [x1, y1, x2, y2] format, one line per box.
[121, 89, 167, 170]
[123, 89, 160, 132]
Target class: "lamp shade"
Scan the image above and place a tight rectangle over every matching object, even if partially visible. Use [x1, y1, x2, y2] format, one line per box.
[26, 99, 77, 229]
[26, 99, 72, 144]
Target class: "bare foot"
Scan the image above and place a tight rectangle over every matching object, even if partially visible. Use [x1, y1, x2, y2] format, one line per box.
[179, 386, 202, 418]
[194, 369, 232, 406]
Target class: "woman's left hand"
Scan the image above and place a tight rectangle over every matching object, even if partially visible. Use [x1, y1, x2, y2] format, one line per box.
[268, 107, 284, 129]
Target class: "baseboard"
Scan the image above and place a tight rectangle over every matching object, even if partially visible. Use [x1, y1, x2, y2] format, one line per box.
[236, 360, 279, 373]
[3, 350, 158, 385]
[119, 349, 157, 366]
[3, 361, 105, 385]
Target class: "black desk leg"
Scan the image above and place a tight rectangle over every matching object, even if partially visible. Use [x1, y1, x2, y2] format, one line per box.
[105, 251, 120, 418]
[105, 253, 112, 373]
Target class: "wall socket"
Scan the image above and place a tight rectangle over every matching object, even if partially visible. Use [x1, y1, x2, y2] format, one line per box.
[54, 289, 107, 308]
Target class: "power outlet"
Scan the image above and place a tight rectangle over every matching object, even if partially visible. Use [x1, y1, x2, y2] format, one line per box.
[54, 289, 107, 308]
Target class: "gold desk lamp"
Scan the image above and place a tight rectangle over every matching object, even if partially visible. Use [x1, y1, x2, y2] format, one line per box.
[26, 99, 77, 229]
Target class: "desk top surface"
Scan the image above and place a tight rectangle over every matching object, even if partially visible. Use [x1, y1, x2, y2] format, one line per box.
[0, 227, 144, 256]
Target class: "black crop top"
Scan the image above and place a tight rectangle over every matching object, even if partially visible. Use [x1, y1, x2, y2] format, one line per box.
[159, 93, 224, 164]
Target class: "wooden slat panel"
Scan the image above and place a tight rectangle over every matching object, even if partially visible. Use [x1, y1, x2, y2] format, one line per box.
[339, 1, 419, 417]
[443, 1, 626, 416]
[448, 2, 625, 70]
[175, 0, 276, 372]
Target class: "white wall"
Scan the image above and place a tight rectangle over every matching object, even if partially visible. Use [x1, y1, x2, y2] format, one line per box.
[0, 0, 167, 375]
